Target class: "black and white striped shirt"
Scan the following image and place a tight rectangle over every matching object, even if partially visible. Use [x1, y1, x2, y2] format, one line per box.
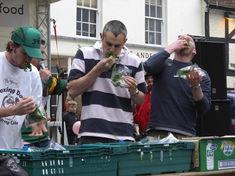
[68, 42, 147, 141]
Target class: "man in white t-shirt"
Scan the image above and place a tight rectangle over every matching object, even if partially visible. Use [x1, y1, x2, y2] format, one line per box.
[0, 26, 43, 149]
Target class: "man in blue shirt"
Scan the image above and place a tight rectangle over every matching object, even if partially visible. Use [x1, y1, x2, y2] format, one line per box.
[144, 34, 211, 138]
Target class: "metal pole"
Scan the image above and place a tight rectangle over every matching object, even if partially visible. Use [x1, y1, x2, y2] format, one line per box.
[36, 0, 51, 69]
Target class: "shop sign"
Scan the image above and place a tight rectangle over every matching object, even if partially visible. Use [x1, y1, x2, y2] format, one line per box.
[136, 52, 153, 59]
[0, 0, 29, 27]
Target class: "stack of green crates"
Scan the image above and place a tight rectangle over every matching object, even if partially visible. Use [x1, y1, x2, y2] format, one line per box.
[0, 142, 194, 176]
[116, 142, 195, 176]
[80, 142, 195, 175]
[0, 146, 117, 176]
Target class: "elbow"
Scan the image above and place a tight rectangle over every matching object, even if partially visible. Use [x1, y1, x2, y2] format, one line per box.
[68, 89, 77, 99]
[139, 97, 145, 104]
[67, 82, 78, 98]
[201, 100, 211, 115]
[205, 97, 212, 112]
[134, 93, 145, 105]
[204, 103, 211, 114]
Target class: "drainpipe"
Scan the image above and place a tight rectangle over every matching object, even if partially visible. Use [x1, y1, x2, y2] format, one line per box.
[204, 0, 210, 40]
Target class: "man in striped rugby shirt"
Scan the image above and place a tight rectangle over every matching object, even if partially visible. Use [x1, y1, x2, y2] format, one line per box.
[68, 20, 147, 144]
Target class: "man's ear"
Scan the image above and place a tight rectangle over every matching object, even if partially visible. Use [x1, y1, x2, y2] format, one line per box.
[192, 48, 197, 55]
[13, 47, 17, 53]
[124, 38, 127, 44]
[9, 42, 15, 52]
[100, 33, 103, 40]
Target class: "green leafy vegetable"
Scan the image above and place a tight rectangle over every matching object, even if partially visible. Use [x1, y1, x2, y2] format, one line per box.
[105, 51, 117, 58]
[21, 62, 32, 71]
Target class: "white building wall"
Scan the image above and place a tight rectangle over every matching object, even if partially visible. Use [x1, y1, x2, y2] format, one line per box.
[228, 43, 235, 88]
[50, 0, 145, 44]
[101, 0, 145, 45]
[208, 8, 235, 88]
[166, 0, 205, 44]
[50, 0, 235, 89]
[50, 0, 77, 38]
[209, 10, 225, 38]
[50, 0, 204, 61]
[50, 0, 160, 61]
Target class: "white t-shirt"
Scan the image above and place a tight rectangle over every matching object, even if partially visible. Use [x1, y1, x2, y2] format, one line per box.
[0, 52, 42, 149]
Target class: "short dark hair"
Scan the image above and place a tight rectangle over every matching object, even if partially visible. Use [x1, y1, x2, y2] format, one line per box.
[6, 41, 20, 52]
[103, 20, 127, 38]
[145, 73, 152, 79]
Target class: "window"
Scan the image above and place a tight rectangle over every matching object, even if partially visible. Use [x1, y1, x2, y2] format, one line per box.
[145, 0, 163, 45]
[76, 0, 97, 37]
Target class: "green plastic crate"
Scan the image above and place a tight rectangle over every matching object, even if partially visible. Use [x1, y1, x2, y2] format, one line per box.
[116, 142, 195, 176]
[0, 146, 117, 176]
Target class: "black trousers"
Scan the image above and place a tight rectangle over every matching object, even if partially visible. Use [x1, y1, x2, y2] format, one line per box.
[77, 136, 118, 144]
[147, 129, 189, 139]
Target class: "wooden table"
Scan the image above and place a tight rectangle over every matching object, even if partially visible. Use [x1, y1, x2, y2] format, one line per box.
[154, 169, 235, 176]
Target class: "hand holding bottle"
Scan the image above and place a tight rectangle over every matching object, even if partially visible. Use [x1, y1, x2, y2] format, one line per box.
[186, 69, 202, 88]
[94, 57, 115, 74]
[39, 68, 51, 81]
[124, 76, 138, 94]
[174, 65, 205, 79]
[24, 105, 47, 127]
[12, 97, 36, 116]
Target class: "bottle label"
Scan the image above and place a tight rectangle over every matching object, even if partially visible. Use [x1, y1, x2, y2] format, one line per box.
[206, 140, 217, 171]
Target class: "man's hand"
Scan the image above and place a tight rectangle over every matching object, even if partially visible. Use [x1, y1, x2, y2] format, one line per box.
[186, 69, 204, 101]
[124, 76, 145, 104]
[67, 56, 115, 98]
[165, 38, 189, 54]
[124, 76, 138, 95]
[186, 69, 202, 88]
[12, 97, 36, 116]
[39, 68, 51, 81]
[94, 57, 115, 73]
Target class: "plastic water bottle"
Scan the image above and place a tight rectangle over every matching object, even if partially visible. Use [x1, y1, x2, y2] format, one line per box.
[206, 140, 214, 170]
[174, 64, 206, 79]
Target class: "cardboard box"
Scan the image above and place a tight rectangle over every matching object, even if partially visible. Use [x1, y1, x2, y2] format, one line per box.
[182, 136, 235, 172]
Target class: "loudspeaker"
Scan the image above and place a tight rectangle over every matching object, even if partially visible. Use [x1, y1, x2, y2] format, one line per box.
[196, 99, 231, 136]
[192, 41, 227, 99]
[50, 95, 58, 121]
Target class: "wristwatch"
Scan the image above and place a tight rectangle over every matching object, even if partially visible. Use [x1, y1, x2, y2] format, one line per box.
[191, 84, 201, 90]
[134, 89, 139, 95]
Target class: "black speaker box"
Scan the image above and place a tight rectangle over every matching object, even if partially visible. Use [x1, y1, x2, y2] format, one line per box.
[196, 99, 231, 136]
[50, 95, 58, 121]
[192, 41, 227, 99]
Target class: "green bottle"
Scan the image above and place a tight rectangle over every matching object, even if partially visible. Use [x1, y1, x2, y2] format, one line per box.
[25, 106, 47, 127]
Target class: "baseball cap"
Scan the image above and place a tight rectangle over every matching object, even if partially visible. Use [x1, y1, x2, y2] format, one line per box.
[11, 26, 43, 60]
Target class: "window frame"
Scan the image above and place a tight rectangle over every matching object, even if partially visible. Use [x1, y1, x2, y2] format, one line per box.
[76, 0, 98, 38]
[145, 0, 165, 46]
